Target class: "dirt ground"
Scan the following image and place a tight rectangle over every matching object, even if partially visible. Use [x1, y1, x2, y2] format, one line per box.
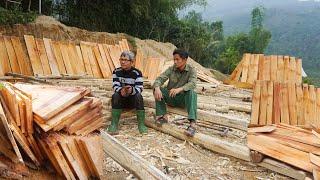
[21, 83, 293, 180]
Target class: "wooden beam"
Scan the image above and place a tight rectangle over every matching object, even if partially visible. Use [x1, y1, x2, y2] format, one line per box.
[258, 158, 307, 180]
[144, 118, 308, 180]
[145, 118, 250, 161]
[101, 131, 170, 180]
[143, 98, 248, 130]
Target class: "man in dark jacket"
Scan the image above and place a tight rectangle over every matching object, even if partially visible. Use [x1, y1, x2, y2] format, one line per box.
[108, 51, 147, 135]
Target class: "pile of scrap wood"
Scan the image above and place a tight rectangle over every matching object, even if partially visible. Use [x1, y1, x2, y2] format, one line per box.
[251, 81, 320, 127]
[226, 53, 302, 87]
[248, 124, 320, 178]
[0, 81, 104, 179]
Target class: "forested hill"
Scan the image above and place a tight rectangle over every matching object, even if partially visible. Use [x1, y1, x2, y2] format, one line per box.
[183, 0, 320, 85]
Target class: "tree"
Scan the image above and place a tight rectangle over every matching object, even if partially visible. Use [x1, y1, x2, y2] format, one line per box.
[249, 7, 271, 53]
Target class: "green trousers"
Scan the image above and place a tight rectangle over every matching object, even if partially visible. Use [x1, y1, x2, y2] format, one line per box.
[156, 88, 197, 120]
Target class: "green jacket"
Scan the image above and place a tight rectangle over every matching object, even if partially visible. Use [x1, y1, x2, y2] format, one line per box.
[153, 64, 197, 91]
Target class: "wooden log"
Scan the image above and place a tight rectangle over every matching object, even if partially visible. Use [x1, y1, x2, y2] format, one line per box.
[101, 131, 170, 180]
[251, 81, 261, 125]
[144, 99, 248, 130]
[144, 118, 307, 179]
[266, 81, 273, 125]
[258, 158, 307, 180]
[5, 72, 50, 84]
[145, 118, 250, 160]
[259, 81, 268, 125]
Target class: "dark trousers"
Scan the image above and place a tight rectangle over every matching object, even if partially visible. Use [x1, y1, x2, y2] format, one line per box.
[112, 92, 144, 110]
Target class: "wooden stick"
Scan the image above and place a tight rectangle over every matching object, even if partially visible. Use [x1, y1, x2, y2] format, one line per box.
[101, 131, 170, 180]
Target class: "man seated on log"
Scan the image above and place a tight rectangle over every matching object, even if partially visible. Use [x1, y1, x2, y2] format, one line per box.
[108, 51, 148, 135]
[153, 49, 197, 136]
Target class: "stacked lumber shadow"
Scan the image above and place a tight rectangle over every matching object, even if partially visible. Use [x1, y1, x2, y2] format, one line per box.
[248, 124, 320, 176]
[0, 82, 104, 179]
[227, 53, 303, 85]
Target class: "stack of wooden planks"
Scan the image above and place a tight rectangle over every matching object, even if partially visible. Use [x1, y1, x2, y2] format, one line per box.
[248, 124, 320, 177]
[0, 34, 219, 82]
[13, 83, 104, 135]
[0, 82, 104, 179]
[0, 34, 130, 78]
[38, 133, 103, 179]
[251, 80, 320, 128]
[227, 53, 302, 86]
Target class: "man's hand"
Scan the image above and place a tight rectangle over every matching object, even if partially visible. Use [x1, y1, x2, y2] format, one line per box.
[120, 86, 132, 97]
[120, 88, 128, 97]
[153, 87, 163, 101]
[169, 88, 183, 98]
[124, 85, 132, 94]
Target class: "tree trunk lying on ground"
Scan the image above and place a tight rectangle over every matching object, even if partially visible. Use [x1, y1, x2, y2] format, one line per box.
[101, 131, 170, 180]
[144, 118, 308, 180]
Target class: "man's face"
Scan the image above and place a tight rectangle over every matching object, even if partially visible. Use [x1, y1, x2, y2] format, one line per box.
[119, 56, 133, 70]
[173, 54, 187, 70]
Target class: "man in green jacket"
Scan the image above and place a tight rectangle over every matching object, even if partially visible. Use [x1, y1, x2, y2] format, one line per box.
[153, 49, 197, 136]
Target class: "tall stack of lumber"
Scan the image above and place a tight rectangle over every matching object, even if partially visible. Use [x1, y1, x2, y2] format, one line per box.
[250, 81, 320, 128]
[227, 53, 303, 86]
[248, 124, 320, 179]
[0, 82, 104, 179]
